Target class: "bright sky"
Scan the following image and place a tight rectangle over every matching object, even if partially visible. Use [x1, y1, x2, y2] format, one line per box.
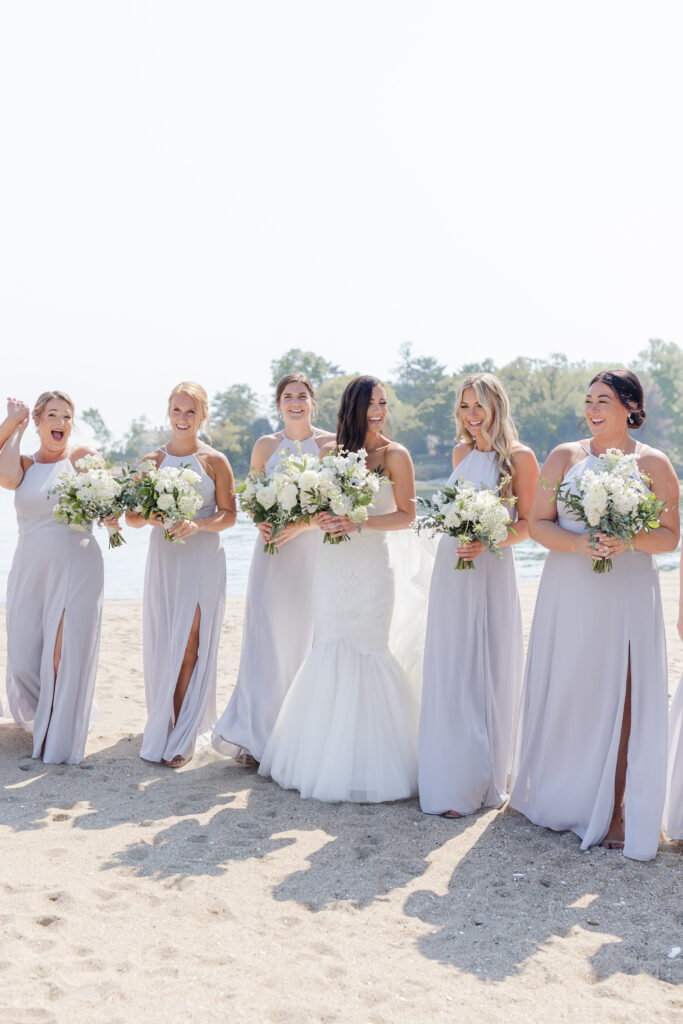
[2, 1, 682, 439]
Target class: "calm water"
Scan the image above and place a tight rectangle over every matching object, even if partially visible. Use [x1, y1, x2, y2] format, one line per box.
[0, 487, 679, 601]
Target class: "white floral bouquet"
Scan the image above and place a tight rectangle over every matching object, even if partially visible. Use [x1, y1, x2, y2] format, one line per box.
[128, 460, 204, 543]
[238, 446, 321, 555]
[50, 454, 126, 548]
[415, 478, 513, 570]
[555, 447, 664, 573]
[298, 448, 383, 545]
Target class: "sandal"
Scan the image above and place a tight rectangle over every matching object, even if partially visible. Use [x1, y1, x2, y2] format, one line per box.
[441, 810, 463, 819]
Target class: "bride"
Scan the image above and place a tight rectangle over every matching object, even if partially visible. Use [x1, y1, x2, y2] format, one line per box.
[258, 375, 421, 803]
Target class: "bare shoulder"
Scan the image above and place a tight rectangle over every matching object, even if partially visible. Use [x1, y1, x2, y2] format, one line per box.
[200, 446, 233, 473]
[510, 443, 539, 470]
[318, 439, 337, 457]
[314, 429, 336, 449]
[140, 449, 165, 468]
[251, 432, 283, 463]
[637, 443, 677, 477]
[452, 442, 474, 470]
[69, 444, 101, 465]
[384, 441, 414, 471]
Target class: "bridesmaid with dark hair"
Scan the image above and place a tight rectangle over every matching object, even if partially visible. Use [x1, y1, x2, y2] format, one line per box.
[510, 369, 679, 860]
[259, 375, 422, 803]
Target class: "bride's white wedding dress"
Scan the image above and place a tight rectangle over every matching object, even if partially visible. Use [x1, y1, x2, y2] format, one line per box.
[258, 481, 420, 803]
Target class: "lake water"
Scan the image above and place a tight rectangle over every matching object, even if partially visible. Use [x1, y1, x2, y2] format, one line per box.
[0, 487, 679, 601]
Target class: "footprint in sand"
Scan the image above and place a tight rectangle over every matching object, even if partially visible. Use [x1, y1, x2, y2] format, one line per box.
[36, 916, 61, 928]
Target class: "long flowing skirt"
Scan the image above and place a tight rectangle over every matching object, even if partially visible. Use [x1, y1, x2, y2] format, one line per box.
[5, 530, 103, 764]
[510, 549, 668, 861]
[212, 530, 319, 761]
[140, 529, 226, 763]
[258, 530, 419, 803]
[419, 540, 522, 814]
[665, 674, 683, 840]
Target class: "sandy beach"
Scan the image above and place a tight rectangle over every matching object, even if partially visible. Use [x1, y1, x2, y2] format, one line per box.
[1, 577, 681, 1024]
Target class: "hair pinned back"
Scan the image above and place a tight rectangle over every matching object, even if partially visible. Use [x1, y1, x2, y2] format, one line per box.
[32, 390, 75, 423]
[589, 369, 646, 429]
[168, 381, 210, 432]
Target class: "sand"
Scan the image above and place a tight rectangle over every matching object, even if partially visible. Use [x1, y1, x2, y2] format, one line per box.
[0, 577, 681, 1024]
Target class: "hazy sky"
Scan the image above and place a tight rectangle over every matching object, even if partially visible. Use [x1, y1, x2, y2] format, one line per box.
[2, 1, 682, 439]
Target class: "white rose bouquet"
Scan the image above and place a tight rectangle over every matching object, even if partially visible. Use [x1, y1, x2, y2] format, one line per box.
[415, 478, 513, 570]
[238, 446, 321, 555]
[555, 447, 665, 573]
[128, 460, 204, 543]
[297, 448, 383, 545]
[50, 454, 126, 548]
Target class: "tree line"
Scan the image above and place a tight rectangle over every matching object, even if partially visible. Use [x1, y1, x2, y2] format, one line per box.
[84, 339, 683, 480]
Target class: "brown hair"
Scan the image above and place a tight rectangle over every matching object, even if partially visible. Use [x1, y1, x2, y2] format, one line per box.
[589, 369, 646, 429]
[32, 390, 75, 423]
[275, 373, 315, 409]
[168, 381, 210, 431]
[336, 375, 385, 453]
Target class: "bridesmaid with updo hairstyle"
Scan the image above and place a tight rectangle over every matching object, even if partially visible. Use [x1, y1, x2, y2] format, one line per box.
[0, 392, 112, 763]
[418, 373, 539, 818]
[212, 374, 334, 766]
[126, 382, 236, 768]
[510, 369, 680, 860]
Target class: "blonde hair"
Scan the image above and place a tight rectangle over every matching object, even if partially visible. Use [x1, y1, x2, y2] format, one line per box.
[33, 390, 75, 423]
[454, 373, 518, 498]
[168, 381, 210, 432]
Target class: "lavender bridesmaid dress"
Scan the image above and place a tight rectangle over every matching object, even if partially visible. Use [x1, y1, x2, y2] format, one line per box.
[5, 456, 103, 764]
[212, 431, 323, 762]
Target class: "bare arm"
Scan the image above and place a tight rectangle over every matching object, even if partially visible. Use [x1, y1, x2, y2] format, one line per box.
[631, 450, 680, 554]
[0, 400, 31, 489]
[528, 443, 594, 554]
[319, 444, 417, 536]
[500, 446, 540, 547]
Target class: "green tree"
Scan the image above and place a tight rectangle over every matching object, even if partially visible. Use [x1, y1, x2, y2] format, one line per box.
[210, 384, 272, 474]
[269, 349, 343, 391]
[392, 342, 447, 406]
[82, 407, 113, 456]
[636, 338, 683, 472]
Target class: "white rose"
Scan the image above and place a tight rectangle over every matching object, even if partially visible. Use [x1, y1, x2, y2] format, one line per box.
[181, 468, 200, 485]
[256, 485, 277, 510]
[278, 483, 298, 513]
[157, 493, 175, 511]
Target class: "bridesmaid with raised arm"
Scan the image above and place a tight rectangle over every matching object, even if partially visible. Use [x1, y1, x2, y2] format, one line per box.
[0, 392, 112, 764]
[510, 370, 680, 860]
[212, 374, 334, 765]
[664, 559, 683, 842]
[126, 382, 236, 768]
[259, 375, 422, 803]
[418, 373, 538, 818]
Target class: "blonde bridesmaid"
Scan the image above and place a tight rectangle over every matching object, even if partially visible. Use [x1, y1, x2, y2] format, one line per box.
[0, 392, 112, 764]
[418, 373, 538, 818]
[126, 382, 236, 767]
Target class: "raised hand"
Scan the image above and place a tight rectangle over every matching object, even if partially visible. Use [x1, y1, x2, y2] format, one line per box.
[6, 398, 30, 434]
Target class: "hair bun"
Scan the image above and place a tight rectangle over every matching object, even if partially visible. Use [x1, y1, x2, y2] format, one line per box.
[628, 408, 646, 429]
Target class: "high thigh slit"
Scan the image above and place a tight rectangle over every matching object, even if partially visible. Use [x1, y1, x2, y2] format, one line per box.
[5, 457, 103, 764]
[140, 449, 226, 765]
[510, 452, 668, 861]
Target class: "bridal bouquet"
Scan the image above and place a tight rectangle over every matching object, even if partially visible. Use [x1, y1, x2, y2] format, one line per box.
[50, 454, 126, 548]
[238, 447, 321, 555]
[415, 478, 513, 570]
[128, 460, 204, 543]
[555, 447, 664, 573]
[298, 448, 383, 544]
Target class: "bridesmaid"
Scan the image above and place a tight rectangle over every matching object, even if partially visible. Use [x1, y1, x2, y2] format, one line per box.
[126, 382, 236, 768]
[418, 373, 538, 818]
[510, 370, 680, 860]
[212, 373, 334, 765]
[0, 392, 111, 764]
[664, 559, 683, 841]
